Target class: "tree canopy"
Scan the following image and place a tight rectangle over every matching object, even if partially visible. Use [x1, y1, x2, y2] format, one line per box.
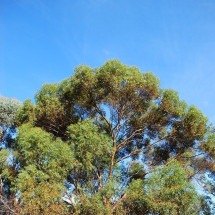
[1, 60, 214, 214]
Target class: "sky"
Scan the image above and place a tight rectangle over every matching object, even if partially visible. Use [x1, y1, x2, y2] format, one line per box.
[1, 0, 215, 122]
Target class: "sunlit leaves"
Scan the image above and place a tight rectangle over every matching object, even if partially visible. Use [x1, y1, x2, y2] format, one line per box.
[68, 120, 112, 177]
[16, 165, 67, 215]
[17, 124, 74, 173]
[160, 89, 187, 118]
[15, 124, 74, 214]
[0, 149, 9, 171]
[200, 133, 215, 159]
[125, 161, 199, 215]
[16, 99, 35, 126]
[183, 106, 208, 140]
[35, 84, 73, 138]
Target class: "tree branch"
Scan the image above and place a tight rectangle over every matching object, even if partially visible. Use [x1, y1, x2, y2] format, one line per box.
[65, 192, 76, 211]
[95, 104, 112, 132]
[181, 152, 205, 159]
[114, 149, 142, 165]
[0, 196, 15, 214]
[117, 129, 144, 151]
[112, 193, 127, 210]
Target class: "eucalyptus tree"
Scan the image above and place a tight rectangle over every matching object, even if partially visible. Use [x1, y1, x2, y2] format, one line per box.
[13, 60, 214, 214]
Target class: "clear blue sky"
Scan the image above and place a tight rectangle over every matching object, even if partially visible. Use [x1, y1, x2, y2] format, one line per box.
[1, 0, 215, 123]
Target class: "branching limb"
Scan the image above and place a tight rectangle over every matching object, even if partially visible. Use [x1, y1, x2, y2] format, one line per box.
[112, 193, 127, 210]
[114, 149, 142, 165]
[65, 192, 76, 211]
[95, 104, 112, 132]
[117, 129, 144, 151]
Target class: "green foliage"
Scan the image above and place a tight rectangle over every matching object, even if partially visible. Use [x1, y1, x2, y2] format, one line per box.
[125, 161, 199, 215]
[68, 120, 112, 174]
[0, 149, 9, 171]
[78, 184, 113, 215]
[124, 179, 146, 214]
[77, 179, 122, 215]
[160, 89, 187, 118]
[144, 161, 199, 215]
[128, 161, 145, 181]
[0, 97, 21, 213]
[16, 165, 67, 215]
[95, 60, 160, 120]
[0, 96, 21, 142]
[183, 106, 208, 140]
[16, 99, 35, 125]
[34, 84, 72, 138]
[201, 133, 215, 159]
[1, 60, 213, 214]
[14, 124, 74, 214]
[0, 96, 21, 127]
[70, 65, 96, 107]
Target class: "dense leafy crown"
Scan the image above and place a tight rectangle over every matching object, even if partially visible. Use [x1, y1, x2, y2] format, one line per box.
[1, 60, 214, 214]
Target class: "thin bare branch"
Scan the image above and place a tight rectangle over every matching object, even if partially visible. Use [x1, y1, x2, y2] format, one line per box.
[95, 104, 112, 132]
[112, 193, 127, 210]
[114, 149, 142, 165]
[117, 129, 144, 151]
[65, 192, 76, 211]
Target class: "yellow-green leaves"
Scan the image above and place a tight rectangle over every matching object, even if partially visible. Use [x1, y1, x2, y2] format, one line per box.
[201, 133, 215, 159]
[183, 106, 208, 140]
[16, 164, 67, 215]
[68, 120, 112, 174]
[125, 161, 199, 215]
[15, 124, 74, 214]
[142, 72, 160, 98]
[17, 124, 74, 173]
[96, 60, 160, 104]
[16, 99, 35, 126]
[34, 84, 72, 138]
[0, 149, 9, 171]
[161, 89, 187, 118]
